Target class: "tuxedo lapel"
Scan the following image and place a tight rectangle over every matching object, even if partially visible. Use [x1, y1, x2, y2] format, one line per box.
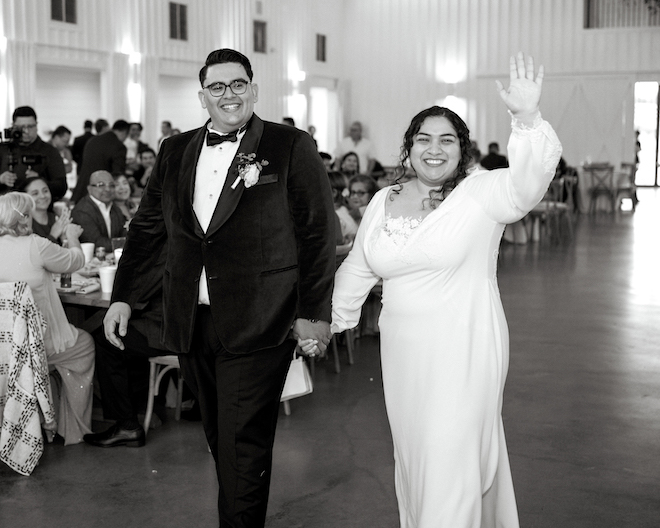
[177, 126, 206, 238]
[205, 115, 265, 237]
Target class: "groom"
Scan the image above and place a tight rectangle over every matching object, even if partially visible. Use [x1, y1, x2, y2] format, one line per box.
[102, 49, 335, 527]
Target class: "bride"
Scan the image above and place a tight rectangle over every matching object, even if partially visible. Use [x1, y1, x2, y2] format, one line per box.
[302, 52, 561, 527]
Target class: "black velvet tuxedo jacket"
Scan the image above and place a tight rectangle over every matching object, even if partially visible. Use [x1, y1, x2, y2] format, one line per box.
[112, 115, 336, 354]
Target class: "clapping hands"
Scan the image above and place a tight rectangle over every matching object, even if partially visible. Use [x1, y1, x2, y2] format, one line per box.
[495, 52, 543, 124]
[50, 206, 72, 240]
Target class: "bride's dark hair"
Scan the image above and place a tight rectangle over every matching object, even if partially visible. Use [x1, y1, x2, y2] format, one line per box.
[393, 106, 472, 209]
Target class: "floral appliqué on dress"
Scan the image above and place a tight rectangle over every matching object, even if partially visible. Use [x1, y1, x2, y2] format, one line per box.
[382, 215, 422, 246]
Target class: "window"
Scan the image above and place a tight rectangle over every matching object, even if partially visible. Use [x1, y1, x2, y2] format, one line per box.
[584, 0, 660, 28]
[254, 21, 267, 53]
[169, 2, 188, 41]
[51, 0, 76, 24]
[316, 34, 327, 62]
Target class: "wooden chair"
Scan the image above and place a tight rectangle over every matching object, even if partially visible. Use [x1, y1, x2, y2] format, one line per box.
[329, 328, 355, 374]
[615, 162, 638, 212]
[526, 177, 574, 244]
[584, 163, 616, 213]
[143, 355, 183, 435]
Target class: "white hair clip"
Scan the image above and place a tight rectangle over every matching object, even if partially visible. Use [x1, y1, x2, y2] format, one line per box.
[12, 206, 28, 218]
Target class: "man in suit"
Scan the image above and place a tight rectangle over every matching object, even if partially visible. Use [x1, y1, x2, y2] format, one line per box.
[102, 48, 335, 527]
[479, 141, 509, 170]
[72, 119, 130, 203]
[71, 170, 127, 252]
[71, 120, 94, 168]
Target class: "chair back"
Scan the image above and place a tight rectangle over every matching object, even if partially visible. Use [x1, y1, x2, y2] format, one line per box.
[0, 281, 54, 475]
[618, 162, 636, 189]
[584, 164, 614, 192]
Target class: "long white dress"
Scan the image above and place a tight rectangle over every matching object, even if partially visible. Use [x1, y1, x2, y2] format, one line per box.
[331, 114, 562, 528]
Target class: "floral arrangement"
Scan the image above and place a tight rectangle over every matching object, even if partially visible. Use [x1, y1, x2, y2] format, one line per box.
[231, 153, 269, 189]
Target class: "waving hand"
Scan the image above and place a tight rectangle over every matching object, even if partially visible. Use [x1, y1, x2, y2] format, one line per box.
[495, 52, 543, 120]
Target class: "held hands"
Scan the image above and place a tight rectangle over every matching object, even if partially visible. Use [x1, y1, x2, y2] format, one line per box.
[292, 318, 331, 357]
[495, 52, 543, 123]
[103, 302, 133, 350]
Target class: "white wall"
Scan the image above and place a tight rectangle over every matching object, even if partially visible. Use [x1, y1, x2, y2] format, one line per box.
[340, 0, 660, 169]
[2, 0, 659, 171]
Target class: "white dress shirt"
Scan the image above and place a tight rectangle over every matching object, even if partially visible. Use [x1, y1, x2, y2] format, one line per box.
[89, 194, 113, 238]
[193, 125, 246, 305]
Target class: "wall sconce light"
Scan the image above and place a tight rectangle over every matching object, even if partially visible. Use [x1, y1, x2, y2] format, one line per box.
[291, 69, 306, 83]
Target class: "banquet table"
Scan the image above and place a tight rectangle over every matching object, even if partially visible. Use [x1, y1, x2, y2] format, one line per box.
[58, 289, 112, 333]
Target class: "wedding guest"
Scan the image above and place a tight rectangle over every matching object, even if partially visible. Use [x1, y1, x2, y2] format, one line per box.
[72, 120, 130, 203]
[0, 106, 67, 201]
[71, 170, 127, 252]
[0, 192, 95, 444]
[334, 121, 377, 175]
[72, 120, 94, 169]
[21, 176, 71, 244]
[348, 174, 378, 221]
[49, 126, 74, 175]
[338, 151, 360, 179]
[328, 171, 358, 267]
[113, 174, 138, 221]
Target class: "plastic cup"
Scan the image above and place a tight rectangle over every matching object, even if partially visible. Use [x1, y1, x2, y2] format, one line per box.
[113, 248, 123, 263]
[99, 266, 117, 293]
[111, 237, 126, 252]
[81, 243, 95, 264]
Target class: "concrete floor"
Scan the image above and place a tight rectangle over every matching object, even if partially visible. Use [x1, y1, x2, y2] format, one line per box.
[2, 190, 660, 528]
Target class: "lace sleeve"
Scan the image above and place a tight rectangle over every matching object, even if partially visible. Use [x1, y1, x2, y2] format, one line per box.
[509, 111, 563, 176]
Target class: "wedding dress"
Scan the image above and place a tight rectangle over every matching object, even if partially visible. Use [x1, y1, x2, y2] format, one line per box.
[332, 114, 562, 528]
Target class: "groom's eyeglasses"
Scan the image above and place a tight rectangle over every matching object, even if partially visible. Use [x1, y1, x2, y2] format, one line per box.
[204, 79, 250, 97]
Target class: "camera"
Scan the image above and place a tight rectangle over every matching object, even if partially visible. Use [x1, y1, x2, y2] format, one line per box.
[2, 127, 21, 144]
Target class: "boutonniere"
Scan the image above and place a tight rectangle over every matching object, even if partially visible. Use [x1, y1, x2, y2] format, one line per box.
[231, 153, 270, 189]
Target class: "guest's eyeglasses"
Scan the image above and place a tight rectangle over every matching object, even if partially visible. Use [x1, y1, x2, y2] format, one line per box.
[350, 190, 368, 197]
[203, 79, 250, 97]
[89, 182, 116, 189]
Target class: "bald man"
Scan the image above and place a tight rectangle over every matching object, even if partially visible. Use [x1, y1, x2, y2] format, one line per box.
[71, 170, 127, 252]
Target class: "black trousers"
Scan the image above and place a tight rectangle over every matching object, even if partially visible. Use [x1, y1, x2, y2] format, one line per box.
[93, 324, 171, 424]
[178, 306, 294, 528]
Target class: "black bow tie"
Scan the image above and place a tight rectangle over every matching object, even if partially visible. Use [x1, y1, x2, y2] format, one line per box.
[206, 131, 238, 146]
[206, 124, 248, 147]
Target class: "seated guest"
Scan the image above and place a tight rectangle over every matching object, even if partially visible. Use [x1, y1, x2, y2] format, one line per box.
[328, 171, 357, 267]
[71, 170, 127, 252]
[0, 192, 95, 444]
[84, 247, 173, 448]
[348, 174, 378, 222]
[319, 151, 333, 171]
[133, 148, 157, 189]
[339, 151, 360, 180]
[20, 176, 71, 244]
[113, 174, 138, 221]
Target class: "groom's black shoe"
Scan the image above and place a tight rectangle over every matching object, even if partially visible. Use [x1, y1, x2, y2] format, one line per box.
[83, 423, 146, 448]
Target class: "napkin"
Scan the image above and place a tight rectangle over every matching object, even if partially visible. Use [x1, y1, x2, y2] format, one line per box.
[77, 283, 101, 295]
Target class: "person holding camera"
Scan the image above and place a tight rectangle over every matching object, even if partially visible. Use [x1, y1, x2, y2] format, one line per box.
[0, 106, 68, 201]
